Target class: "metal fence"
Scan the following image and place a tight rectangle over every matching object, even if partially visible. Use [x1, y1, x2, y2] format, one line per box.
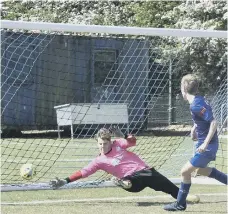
[148, 88, 227, 128]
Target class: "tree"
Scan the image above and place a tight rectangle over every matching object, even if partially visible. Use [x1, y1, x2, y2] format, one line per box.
[1, 1, 135, 25]
[164, 1, 227, 93]
[129, 1, 180, 28]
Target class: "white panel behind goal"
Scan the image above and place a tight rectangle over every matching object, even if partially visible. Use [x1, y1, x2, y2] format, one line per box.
[54, 103, 129, 138]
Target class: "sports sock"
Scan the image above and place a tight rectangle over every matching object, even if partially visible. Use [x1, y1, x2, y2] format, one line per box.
[209, 168, 227, 185]
[177, 182, 191, 205]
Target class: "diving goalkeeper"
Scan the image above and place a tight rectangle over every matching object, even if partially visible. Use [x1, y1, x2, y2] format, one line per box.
[50, 127, 191, 201]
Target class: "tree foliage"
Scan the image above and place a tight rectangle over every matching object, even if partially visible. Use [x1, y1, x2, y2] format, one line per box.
[1, 0, 227, 92]
[165, 1, 227, 93]
[1, 1, 135, 24]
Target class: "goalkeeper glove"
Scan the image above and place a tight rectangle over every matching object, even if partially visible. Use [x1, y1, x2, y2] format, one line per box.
[50, 177, 67, 190]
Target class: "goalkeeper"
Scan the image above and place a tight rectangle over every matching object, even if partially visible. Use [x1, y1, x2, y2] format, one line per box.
[50, 127, 190, 201]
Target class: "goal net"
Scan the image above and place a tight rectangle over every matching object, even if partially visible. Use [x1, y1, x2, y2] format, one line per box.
[1, 21, 227, 194]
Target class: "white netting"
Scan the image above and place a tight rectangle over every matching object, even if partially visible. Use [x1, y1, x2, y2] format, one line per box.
[1, 21, 227, 193]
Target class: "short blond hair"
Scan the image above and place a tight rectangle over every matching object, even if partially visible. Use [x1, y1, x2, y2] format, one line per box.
[95, 128, 111, 141]
[181, 74, 199, 95]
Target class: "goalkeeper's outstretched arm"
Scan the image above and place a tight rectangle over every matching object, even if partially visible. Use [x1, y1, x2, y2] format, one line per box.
[50, 170, 82, 189]
[50, 159, 100, 189]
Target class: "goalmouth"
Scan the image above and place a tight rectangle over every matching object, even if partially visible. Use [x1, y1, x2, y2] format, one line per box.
[1, 20, 227, 194]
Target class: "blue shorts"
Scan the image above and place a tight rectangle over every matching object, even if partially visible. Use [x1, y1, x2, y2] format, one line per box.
[190, 143, 218, 168]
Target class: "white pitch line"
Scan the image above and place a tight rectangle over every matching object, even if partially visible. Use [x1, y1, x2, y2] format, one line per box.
[1, 193, 227, 205]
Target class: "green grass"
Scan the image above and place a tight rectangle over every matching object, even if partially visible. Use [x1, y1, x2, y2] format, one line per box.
[1, 185, 227, 214]
[1, 136, 227, 213]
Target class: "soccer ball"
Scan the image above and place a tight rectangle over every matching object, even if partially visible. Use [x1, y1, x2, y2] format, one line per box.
[20, 164, 35, 180]
[186, 194, 200, 203]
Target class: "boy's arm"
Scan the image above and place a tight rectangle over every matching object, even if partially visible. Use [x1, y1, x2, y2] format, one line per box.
[205, 119, 218, 145]
[192, 123, 197, 130]
[50, 171, 83, 189]
[50, 160, 100, 189]
[114, 135, 136, 149]
[197, 119, 217, 152]
[190, 123, 197, 141]
[125, 134, 136, 147]
[110, 126, 136, 148]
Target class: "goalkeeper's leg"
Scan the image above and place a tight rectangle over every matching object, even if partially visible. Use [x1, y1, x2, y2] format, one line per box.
[113, 168, 199, 202]
[112, 168, 178, 197]
[146, 168, 179, 199]
[139, 168, 200, 203]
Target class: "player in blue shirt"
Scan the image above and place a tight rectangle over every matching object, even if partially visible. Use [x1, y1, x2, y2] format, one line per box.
[164, 74, 227, 211]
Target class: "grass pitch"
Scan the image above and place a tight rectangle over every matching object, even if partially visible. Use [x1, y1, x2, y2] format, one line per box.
[1, 185, 227, 214]
[1, 135, 227, 213]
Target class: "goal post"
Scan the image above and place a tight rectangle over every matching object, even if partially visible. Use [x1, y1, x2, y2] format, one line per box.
[1, 20, 227, 194]
[2, 20, 226, 38]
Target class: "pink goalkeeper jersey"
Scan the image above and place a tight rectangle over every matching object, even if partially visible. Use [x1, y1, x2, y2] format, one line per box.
[80, 139, 149, 179]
